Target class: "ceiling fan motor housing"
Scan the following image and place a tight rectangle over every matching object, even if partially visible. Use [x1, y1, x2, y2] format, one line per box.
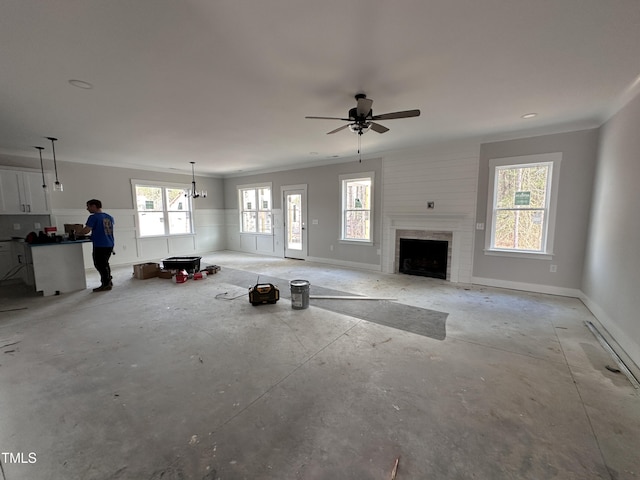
[349, 107, 372, 121]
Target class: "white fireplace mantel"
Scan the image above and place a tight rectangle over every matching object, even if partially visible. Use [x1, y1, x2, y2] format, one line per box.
[382, 213, 472, 283]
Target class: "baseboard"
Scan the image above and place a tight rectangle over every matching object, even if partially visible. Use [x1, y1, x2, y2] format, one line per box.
[470, 276, 582, 298]
[580, 293, 640, 385]
[225, 247, 281, 259]
[223, 249, 383, 272]
[305, 256, 382, 272]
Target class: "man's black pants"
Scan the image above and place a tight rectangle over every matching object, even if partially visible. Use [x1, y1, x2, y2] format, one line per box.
[93, 247, 113, 287]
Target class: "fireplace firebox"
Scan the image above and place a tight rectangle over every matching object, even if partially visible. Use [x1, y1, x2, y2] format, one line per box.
[399, 238, 448, 279]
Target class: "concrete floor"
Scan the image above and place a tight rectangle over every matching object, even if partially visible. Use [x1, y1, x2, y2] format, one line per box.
[1, 250, 639, 480]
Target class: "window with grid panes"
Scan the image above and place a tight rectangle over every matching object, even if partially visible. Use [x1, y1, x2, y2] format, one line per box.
[134, 183, 193, 237]
[340, 173, 374, 243]
[239, 184, 272, 234]
[486, 153, 561, 256]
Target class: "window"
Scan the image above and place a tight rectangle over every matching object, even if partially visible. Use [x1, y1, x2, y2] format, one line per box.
[340, 172, 374, 243]
[486, 153, 561, 257]
[238, 183, 272, 234]
[133, 182, 193, 237]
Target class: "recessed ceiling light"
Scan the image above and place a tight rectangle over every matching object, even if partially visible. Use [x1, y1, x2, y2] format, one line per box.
[68, 79, 93, 89]
[521, 113, 537, 119]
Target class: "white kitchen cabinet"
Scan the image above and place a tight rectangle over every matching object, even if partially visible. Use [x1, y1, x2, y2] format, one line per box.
[27, 241, 88, 295]
[0, 169, 50, 214]
[0, 241, 31, 284]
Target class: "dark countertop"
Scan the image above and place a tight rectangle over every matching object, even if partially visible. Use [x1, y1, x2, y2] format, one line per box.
[28, 239, 91, 247]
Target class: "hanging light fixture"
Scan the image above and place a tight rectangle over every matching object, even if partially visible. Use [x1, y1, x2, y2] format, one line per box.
[45, 137, 63, 191]
[34, 146, 47, 189]
[186, 161, 207, 198]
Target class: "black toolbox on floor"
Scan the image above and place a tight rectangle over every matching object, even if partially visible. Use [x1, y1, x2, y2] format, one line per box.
[161, 256, 202, 273]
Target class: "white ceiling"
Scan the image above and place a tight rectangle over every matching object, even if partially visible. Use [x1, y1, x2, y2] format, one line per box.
[2, 1, 640, 177]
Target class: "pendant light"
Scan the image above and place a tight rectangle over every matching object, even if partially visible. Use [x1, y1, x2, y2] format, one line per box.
[186, 161, 207, 198]
[34, 146, 47, 189]
[46, 136, 63, 191]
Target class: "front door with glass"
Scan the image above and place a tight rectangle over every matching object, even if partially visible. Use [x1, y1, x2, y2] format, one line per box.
[283, 187, 307, 259]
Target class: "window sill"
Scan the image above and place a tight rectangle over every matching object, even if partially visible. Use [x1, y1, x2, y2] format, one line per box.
[484, 249, 553, 260]
[138, 233, 195, 239]
[240, 232, 273, 236]
[339, 239, 374, 247]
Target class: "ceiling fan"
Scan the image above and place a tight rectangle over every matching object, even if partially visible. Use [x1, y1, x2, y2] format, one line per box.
[305, 93, 420, 135]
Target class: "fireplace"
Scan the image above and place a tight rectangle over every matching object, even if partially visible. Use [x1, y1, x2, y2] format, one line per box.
[385, 215, 468, 282]
[399, 238, 448, 279]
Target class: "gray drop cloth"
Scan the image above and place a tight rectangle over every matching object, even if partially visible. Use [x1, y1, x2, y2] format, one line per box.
[218, 267, 448, 340]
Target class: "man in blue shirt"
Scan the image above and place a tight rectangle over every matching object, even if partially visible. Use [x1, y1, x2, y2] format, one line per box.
[78, 199, 115, 292]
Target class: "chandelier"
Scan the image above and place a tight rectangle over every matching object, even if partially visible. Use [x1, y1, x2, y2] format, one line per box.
[186, 161, 207, 198]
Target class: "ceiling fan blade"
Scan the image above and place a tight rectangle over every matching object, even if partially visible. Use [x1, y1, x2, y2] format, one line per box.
[370, 122, 389, 134]
[306, 116, 350, 121]
[371, 109, 421, 120]
[356, 97, 373, 117]
[327, 124, 350, 134]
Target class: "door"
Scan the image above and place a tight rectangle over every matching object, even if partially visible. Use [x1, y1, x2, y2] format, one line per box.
[283, 185, 307, 259]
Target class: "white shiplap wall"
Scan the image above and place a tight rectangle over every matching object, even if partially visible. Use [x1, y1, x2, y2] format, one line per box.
[381, 141, 480, 282]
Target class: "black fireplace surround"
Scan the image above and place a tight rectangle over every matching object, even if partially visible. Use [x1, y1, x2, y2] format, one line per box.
[399, 238, 448, 279]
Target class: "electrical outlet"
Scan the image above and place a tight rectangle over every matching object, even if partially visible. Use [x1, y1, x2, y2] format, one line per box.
[550, 265, 557, 273]
[476, 223, 485, 230]
[13, 223, 20, 230]
[312, 219, 318, 225]
[330, 245, 334, 251]
[34, 223, 41, 229]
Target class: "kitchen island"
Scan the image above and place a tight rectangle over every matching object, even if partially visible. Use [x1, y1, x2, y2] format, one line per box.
[27, 239, 91, 296]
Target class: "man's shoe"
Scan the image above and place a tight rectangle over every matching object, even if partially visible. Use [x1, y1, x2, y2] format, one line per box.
[92, 285, 112, 292]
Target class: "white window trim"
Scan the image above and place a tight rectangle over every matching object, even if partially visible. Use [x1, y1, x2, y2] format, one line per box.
[484, 153, 561, 259]
[339, 171, 375, 246]
[238, 182, 273, 235]
[131, 179, 194, 238]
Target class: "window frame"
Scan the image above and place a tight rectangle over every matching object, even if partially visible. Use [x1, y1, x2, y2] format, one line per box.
[484, 153, 561, 259]
[339, 171, 375, 245]
[132, 179, 194, 238]
[238, 182, 273, 235]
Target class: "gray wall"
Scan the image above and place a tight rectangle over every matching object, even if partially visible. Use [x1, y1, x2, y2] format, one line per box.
[47, 161, 224, 211]
[473, 129, 599, 294]
[0, 156, 226, 267]
[0, 215, 51, 240]
[0, 156, 224, 213]
[223, 157, 383, 268]
[582, 92, 640, 373]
